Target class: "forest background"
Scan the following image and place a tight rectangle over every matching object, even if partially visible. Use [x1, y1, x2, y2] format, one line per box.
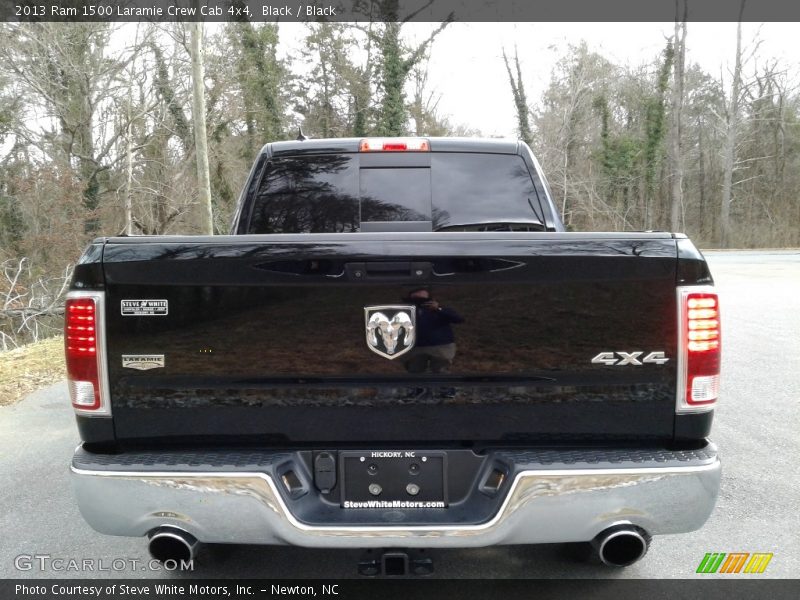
[1, 10, 798, 347]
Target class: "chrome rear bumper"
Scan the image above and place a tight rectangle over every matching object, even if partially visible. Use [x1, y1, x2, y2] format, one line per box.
[71, 445, 721, 548]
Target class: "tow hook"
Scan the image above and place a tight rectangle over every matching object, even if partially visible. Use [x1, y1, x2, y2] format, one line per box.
[358, 549, 433, 577]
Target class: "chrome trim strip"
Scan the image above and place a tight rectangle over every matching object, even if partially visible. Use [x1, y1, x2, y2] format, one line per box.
[675, 285, 718, 414]
[149, 528, 191, 544]
[66, 290, 112, 417]
[71, 460, 721, 546]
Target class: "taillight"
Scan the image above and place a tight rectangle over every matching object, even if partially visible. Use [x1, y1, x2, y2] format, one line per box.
[359, 137, 430, 152]
[64, 292, 110, 415]
[677, 287, 721, 412]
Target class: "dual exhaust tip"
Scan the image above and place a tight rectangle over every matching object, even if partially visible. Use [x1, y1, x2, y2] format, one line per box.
[148, 527, 199, 564]
[592, 525, 651, 567]
[146, 524, 651, 569]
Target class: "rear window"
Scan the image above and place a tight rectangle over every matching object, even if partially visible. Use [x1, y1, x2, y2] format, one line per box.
[360, 168, 431, 222]
[246, 152, 545, 234]
[430, 154, 543, 229]
[247, 154, 359, 234]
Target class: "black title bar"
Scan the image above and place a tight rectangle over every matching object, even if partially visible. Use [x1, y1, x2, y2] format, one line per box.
[4, 579, 800, 600]
[3, 0, 800, 23]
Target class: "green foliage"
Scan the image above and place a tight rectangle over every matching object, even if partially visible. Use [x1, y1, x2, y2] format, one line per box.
[296, 23, 361, 138]
[151, 42, 192, 153]
[1, 20, 798, 280]
[592, 94, 640, 178]
[580, 44, 675, 228]
[532, 38, 800, 245]
[225, 22, 286, 159]
[370, 2, 451, 136]
[642, 43, 674, 204]
[376, 21, 407, 136]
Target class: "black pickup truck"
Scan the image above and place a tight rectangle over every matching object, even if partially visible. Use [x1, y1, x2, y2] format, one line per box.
[66, 137, 721, 570]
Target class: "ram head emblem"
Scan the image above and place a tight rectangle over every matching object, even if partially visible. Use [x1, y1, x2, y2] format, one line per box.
[364, 306, 416, 359]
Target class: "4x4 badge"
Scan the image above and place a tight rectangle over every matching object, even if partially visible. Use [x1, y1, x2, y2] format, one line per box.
[364, 305, 416, 360]
[591, 351, 669, 366]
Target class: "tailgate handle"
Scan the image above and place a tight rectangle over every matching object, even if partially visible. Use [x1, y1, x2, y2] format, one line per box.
[345, 262, 432, 281]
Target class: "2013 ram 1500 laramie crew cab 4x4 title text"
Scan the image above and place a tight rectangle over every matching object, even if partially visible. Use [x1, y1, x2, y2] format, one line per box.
[65, 137, 721, 570]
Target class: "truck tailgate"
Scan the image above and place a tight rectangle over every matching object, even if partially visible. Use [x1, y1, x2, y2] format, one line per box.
[101, 232, 679, 445]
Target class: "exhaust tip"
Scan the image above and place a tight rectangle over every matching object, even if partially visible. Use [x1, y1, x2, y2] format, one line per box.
[148, 527, 198, 564]
[593, 526, 650, 567]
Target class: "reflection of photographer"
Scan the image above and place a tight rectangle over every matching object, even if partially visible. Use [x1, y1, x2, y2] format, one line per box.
[402, 288, 464, 374]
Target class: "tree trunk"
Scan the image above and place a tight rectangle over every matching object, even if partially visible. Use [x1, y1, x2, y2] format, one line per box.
[698, 121, 707, 240]
[720, 1, 746, 248]
[561, 137, 569, 226]
[503, 48, 534, 146]
[669, 7, 687, 232]
[190, 18, 214, 235]
[125, 108, 134, 236]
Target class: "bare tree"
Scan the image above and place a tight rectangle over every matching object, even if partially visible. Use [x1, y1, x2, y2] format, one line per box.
[408, 54, 454, 136]
[669, 1, 688, 232]
[0, 258, 73, 349]
[719, 0, 746, 247]
[534, 44, 610, 227]
[0, 23, 152, 234]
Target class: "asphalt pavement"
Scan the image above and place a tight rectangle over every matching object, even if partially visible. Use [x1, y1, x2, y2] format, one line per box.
[1, 250, 797, 579]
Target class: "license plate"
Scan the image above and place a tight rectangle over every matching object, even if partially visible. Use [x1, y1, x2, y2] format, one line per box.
[340, 451, 447, 508]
